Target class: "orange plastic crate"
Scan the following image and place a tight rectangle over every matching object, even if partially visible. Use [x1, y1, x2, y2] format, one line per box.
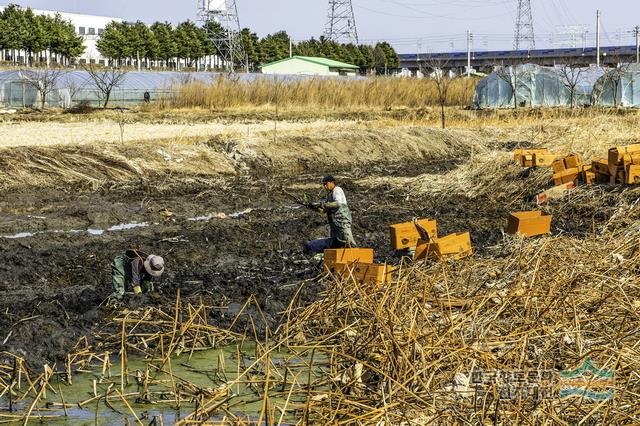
[389, 219, 437, 250]
[506, 211, 552, 237]
[335, 262, 396, 285]
[324, 248, 374, 273]
[414, 232, 473, 261]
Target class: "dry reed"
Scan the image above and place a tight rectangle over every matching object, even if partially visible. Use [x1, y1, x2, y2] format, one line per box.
[163, 76, 478, 110]
[280, 189, 640, 424]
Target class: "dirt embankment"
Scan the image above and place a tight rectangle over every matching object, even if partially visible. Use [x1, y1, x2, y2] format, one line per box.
[0, 125, 491, 190]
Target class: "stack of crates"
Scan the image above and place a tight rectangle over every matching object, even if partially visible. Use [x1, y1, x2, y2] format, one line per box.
[551, 153, 589, 185]
[607, 144, 640, 185]
[514, 149, 557, 168]
[389, 218, 473, 262]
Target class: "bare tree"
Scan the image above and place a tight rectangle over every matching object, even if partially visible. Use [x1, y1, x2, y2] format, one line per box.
[60, 71, 89, 107]
[83, 63, 128, 108]
[495, 62, 533, 109]
[556, 59, 586, 109]
[425, 57, 455, 129]
[606, 60, 632, 108]
[21, 68, 64, 110]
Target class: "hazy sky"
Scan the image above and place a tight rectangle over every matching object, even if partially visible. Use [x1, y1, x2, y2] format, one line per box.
[6, 0, 639, 53]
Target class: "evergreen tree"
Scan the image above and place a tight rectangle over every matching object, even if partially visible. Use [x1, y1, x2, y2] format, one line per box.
[96, 21, 129, 62]
[1, 5, 29, 54]
[0, 18, 6, 52]
[240, 28, 260, 70]
[358, 45, 375, 71]
[56, 16, 84, 59]
[150, 22, 177, 66]
[174, 21, 206, 67]
[295, 38, 320, 57]
[127, 21, 156, 68]
[259, 31, 291, 63]
[23, 10, 47, 63]
[377, 41, 399, 68]
[373, 43, 389, 73]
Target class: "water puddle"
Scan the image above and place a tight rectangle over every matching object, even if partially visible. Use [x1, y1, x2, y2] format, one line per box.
[3, 232, 35, 239]
[0, 342, 325, 425]
[187, 208, 253, 222]
[2, 209, 255, 240]
[1, 222, 151, 240]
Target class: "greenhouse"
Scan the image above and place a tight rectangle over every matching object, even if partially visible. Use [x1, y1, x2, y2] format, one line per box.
[592, 64, 640, 108]
[473, 64, 604, 109]
[0, 70, 324, 108]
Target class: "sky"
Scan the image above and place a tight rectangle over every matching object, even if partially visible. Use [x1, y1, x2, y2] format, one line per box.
[5, 0, 639, 53]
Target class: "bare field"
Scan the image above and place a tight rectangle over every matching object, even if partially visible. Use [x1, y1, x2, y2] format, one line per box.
[0, 118, 344, 147]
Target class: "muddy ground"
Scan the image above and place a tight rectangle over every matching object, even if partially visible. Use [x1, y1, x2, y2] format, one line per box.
[0, 123, 630, 368]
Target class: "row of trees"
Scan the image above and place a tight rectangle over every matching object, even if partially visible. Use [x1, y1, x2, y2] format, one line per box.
[0, 4, 84, 64]
[97, 21, 211, 69]
[96, 19, 400, 73]
[243, 30, 399, 73]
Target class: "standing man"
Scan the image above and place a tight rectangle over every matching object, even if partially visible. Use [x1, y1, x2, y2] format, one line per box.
[110, 249, 165, 299]
[304, 175, 357, 254]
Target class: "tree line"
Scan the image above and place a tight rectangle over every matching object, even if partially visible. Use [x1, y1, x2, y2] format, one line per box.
[97, 20, 400, 73]
[0, 4, 84, 65]
[0, 3, 400, 73]
[243, 29, 399, 73]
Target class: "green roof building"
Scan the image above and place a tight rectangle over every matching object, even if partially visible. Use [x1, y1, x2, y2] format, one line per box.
[261, 56, 360, 77]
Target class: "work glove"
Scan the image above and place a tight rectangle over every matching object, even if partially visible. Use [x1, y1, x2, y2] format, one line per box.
[142, 281, 155, 293]
[306, 202, 324, 213]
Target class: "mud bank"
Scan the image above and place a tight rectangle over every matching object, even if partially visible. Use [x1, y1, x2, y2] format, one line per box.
[0, 122, 625, 367]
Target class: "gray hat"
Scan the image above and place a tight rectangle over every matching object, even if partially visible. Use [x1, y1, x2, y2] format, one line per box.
[144, 255, 165, 277]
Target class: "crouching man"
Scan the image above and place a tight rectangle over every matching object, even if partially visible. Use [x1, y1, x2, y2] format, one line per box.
[111, 249, 164, 299]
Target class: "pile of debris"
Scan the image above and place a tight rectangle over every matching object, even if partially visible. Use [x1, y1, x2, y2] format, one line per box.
[515, 144, 640, 203]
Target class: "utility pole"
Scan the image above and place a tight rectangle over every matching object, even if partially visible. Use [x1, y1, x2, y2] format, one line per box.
[466, 30, 472, 77]
[635, 25, 640, 63]
[596, 10, 601, 67]
[417, 39, 422, 76]
[289, 36, 293, 58]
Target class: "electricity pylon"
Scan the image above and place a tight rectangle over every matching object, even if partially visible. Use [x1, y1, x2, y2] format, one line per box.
[324, 0, 359, 44]
[513, 0, 535, 51]
[197, 0, 246, 71]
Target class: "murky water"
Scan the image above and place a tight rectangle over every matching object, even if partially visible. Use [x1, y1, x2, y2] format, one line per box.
[0, 343, 324, 424]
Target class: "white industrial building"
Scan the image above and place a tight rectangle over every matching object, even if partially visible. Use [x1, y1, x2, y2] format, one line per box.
[0, 5, 122, 64]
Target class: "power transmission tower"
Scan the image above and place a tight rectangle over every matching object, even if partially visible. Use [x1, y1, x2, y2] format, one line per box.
[324, 0, 359, 44]
[513, 0, 535, 51]
[197, 0, 246, 72]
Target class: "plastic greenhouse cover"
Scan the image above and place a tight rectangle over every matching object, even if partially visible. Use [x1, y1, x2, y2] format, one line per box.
[474, 64, 607, 108]
[0, 70, 360, 90]
[593, 63, 640, 107]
